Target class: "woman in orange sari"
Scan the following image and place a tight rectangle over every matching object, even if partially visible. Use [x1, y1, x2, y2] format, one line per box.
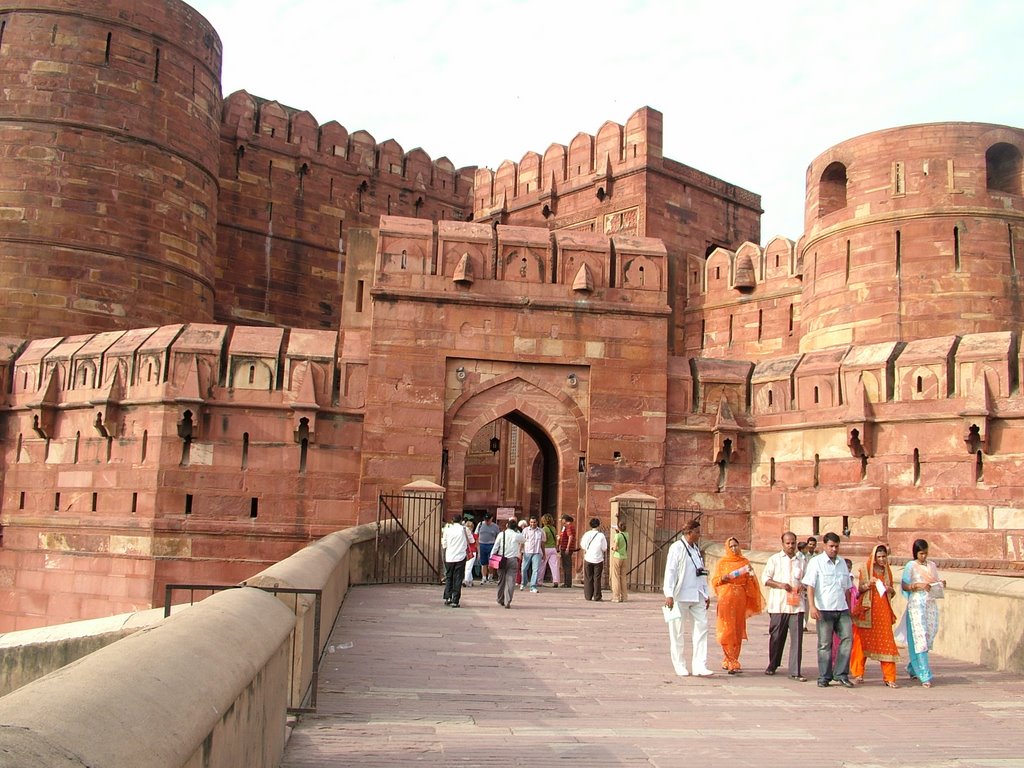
[711, 537, 765, 674]
[850, 544, 901, 688]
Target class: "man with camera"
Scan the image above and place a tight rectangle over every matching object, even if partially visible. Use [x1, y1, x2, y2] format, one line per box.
[663, 519, 714, 677]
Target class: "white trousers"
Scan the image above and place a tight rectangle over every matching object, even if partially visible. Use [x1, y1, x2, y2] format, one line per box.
[667, 600, 709, 674]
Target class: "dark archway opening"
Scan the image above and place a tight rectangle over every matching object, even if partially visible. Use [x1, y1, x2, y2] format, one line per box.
[461, 411, 559, 522]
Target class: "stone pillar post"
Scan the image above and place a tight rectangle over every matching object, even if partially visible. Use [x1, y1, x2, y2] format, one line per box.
[610, 490, 658, 591]
[401, 480, 447, 578]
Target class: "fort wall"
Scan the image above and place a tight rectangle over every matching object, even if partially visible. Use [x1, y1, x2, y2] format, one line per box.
[216, 91, 475, 331]
[472, 108, 762, 353]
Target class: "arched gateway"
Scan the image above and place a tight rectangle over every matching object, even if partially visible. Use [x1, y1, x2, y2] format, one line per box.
[444, 375, 588, 520]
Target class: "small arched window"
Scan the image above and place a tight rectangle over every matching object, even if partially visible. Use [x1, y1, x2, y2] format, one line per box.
[819, 161, 848, 217]
[986, 143, 1022, 195]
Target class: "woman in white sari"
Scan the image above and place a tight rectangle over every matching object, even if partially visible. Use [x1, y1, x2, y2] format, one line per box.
[896, 539, 945, 687]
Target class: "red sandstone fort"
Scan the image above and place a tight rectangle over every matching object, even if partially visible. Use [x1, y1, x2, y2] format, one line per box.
[1, 0, 1023, 631]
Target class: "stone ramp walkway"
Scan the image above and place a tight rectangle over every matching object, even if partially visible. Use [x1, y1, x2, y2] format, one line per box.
[281, 584, 1024, 767]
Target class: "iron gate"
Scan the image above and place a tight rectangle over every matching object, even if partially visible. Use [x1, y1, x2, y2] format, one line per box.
[372, 491, 445, 584]
[617, 506, 702, 591]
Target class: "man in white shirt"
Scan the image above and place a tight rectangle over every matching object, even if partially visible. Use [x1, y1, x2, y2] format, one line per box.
[662, 519, 713, 677]
[519, 517, 545, 593]
[761, 531, 806, 681]
[579, 518, 608, 601]
[802, 531, 853, 687]
[441, 514, 470, 608]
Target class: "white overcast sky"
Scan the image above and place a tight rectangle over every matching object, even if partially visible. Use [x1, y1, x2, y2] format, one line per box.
[188, 0, 1022, 243]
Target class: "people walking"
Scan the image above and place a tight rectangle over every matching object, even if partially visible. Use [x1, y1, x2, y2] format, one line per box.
[441, 514, 470, 608]
[609, 518, 629, 602]
[761, 532, 807, 681]
[710, 537, 764, 673]
[557, 514, 577, 588]
[580, 518, 608, 601]
[491, 518, 523, 609]
[662, 519, 714, 677]
[802, 532, 854, 687]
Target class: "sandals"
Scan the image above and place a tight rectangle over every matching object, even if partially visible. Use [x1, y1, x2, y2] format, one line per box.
[884, 681, 899, 689]
[922, 681, 932, 688]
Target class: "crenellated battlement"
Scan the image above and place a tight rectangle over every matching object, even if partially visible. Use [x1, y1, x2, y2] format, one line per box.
[473, 107, 662, 215]
[221, 91, 476, 201]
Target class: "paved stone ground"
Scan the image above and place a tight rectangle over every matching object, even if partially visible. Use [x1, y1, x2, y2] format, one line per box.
[281, 583, 1024, 767]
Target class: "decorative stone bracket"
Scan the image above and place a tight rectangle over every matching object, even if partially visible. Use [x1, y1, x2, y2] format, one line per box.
[712, 395, 739, 464]
[843, 374, 874, 458]
[961, 370, 995, 454]
[29, 369, 60, 439]
[90, 366, 125, 438]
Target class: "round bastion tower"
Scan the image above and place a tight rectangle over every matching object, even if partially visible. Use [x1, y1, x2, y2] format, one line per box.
[799, 123, 1024, 352]
[0, 0, 222, 338]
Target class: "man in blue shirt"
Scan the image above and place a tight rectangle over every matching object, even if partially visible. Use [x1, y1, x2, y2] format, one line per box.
[802, 531, 854, 688]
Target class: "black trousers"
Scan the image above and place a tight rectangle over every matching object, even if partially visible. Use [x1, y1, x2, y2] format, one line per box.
[767, 611, 804, 676]
[584, 561, 604, 601]
[559, 552, 574, 587]
[443, 559, 466, 605]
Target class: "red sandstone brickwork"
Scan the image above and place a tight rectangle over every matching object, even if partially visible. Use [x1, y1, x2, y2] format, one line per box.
[800, 123, 1024, 351]
[0, 322, 358, 630]
[0, 1, 1023, 633]
[472, 108, 762, 354]
[0, 0, 222, 338]
[215, 91, 475, 331]
[360, 217, 670, 525]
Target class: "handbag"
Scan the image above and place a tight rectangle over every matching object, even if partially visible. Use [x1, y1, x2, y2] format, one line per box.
[488, 534, 506, 570]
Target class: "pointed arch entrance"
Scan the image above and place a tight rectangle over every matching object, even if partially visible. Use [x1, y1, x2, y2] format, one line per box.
[444, 375, 587, 522]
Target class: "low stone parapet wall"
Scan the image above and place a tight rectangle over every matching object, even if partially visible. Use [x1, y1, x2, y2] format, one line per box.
[706, 544, 1024, 674]
[0, 519, 394, 765]
[0, 587, 294, 768]
[0, 606, 170, 697]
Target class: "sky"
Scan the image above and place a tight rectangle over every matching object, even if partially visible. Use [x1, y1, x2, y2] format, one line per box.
[188, 0, 1023, 243]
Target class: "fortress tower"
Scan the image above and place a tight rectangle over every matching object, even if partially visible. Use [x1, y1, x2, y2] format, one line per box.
[0, 0, 223, 338]
[800, 122, 1024, 351]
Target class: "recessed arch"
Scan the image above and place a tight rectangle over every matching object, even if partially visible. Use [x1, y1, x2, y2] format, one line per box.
[819, 161, 848, 217]
[986, 142, 1022, 195]
[445, 375, 587, 522]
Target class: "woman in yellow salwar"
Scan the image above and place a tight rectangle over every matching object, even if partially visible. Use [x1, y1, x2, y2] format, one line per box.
[850, 544, 901, 688]
[711, 537, 764, 674]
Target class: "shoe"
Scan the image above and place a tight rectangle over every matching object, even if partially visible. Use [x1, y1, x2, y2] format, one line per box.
[530, 587, 538, 593]
[817, 680, 830, 687]
[789, 675, 807, 682]
[552, 584, 559, 588]
[851, 676, 863, 684]
[884, 681, 899, 689]
[727, 669, 738, 675]
[497, 600, 505, 607]
[693, 668, 714, 677]
[764, 668, 776, 676]
[593, 597, 603, 601]
[836, 678, 855, 688]
[449, 602, 460, 608]
[922, 681, 932, 688]
[519, 585, 524, 591]
[444, 598, 451, 605]
[505, 604, 511, 609]
[674, 668, 690, 677]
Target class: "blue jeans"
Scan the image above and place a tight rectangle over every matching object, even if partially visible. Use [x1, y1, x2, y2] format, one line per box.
[815, 609, 852, 683]
[520, 552, 541, 588]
